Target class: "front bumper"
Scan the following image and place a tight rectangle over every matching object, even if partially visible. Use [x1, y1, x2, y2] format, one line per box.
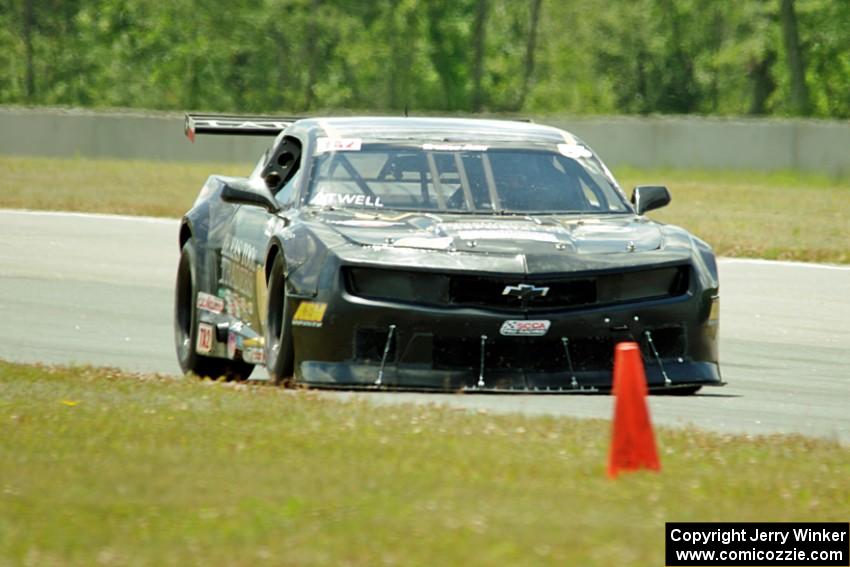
[292, 272, 722, 393]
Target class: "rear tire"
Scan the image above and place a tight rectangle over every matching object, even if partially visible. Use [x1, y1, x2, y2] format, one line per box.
[265, 253, 295, 386]
[174, 239, 253, 381]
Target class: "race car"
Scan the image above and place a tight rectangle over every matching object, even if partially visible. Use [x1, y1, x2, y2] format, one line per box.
[174, 114, 721, 394]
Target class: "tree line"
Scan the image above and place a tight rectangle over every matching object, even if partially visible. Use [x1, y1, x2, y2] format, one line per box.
[1, 0, 848, 118]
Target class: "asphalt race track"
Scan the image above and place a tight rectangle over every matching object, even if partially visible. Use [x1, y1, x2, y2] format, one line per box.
[1, 209, 848, 441]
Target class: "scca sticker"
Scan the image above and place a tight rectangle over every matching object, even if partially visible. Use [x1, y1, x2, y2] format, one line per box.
[500, 320, 551, 337]
[292, 301, 328, 328]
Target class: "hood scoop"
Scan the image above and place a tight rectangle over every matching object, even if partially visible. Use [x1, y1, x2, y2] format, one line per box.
[569, 221, 663, 254]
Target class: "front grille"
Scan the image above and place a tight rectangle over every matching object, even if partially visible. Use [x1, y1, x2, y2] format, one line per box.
[429, 327, 685, 372]
[432, 337, 616, 372]
[449, 276, 597, 309]
[345, 264, 690, 311]
[434, 337, 560, 371]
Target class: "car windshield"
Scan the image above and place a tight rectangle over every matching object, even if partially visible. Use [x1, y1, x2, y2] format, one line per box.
[305, 145, 631, 214]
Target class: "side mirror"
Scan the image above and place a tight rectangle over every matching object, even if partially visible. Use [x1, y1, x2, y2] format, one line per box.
[221, 181, 280, 214]
[631, 185, 671, 215]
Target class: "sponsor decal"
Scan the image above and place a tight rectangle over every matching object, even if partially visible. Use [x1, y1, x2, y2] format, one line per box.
[310, 192, 384, 208]
[243, 347, 265, 365]
[557, 144, 593, 159]
[220, 235, 259, 310]
[315, 137, 362, 154]
[220, 260, 256, 298]
[422, 143, 489, 152]
[220, 288, 254, 321]
[196, 323, 214, 354]
[292, 301, 328, 328]
[222, 235, 258, 268]
[196, 291, 224, 314]
[500, 320, 551, 337]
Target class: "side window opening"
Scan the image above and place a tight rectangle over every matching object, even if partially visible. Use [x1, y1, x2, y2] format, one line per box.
[262, 136, 302, 208]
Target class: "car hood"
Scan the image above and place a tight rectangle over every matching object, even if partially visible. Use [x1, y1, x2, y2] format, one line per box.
[305, 210, 696, 275]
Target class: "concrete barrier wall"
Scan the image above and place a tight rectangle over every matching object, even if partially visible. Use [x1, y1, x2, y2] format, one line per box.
[1, 107, 849, 176]
[0, 108, 270, 165]
[553, 116, 850, 177]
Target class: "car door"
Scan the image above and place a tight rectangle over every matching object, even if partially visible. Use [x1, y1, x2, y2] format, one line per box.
[217, 135, 304, 334]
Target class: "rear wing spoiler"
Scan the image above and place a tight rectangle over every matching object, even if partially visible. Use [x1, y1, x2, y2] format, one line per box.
[184, 113, 304, 142]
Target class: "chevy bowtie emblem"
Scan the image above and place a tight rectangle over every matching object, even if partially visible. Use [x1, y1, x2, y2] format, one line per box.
[502, 283, 550, 300]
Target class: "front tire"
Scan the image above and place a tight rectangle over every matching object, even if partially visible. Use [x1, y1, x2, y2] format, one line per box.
[265, 253, 295, 386]
[174, 239, 253, 381]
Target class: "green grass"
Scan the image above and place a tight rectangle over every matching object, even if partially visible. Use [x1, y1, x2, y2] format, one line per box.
[1, 362, 848, 566]
[618, 167, 850, 264]
[1, 155, 849, 263]
[0, 156, 245, 218]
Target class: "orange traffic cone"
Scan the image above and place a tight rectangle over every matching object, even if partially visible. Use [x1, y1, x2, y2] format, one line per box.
[608, 341, 661, 478]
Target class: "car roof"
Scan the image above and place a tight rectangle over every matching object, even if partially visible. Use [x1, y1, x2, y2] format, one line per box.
[288, 116, 582, 145]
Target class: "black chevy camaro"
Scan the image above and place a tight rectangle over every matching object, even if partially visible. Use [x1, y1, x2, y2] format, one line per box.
[174, 114, 721, 394]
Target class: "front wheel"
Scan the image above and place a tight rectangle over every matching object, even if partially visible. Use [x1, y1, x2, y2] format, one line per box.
[174, 239, 254, 380]
[264, 253, 295, 386]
